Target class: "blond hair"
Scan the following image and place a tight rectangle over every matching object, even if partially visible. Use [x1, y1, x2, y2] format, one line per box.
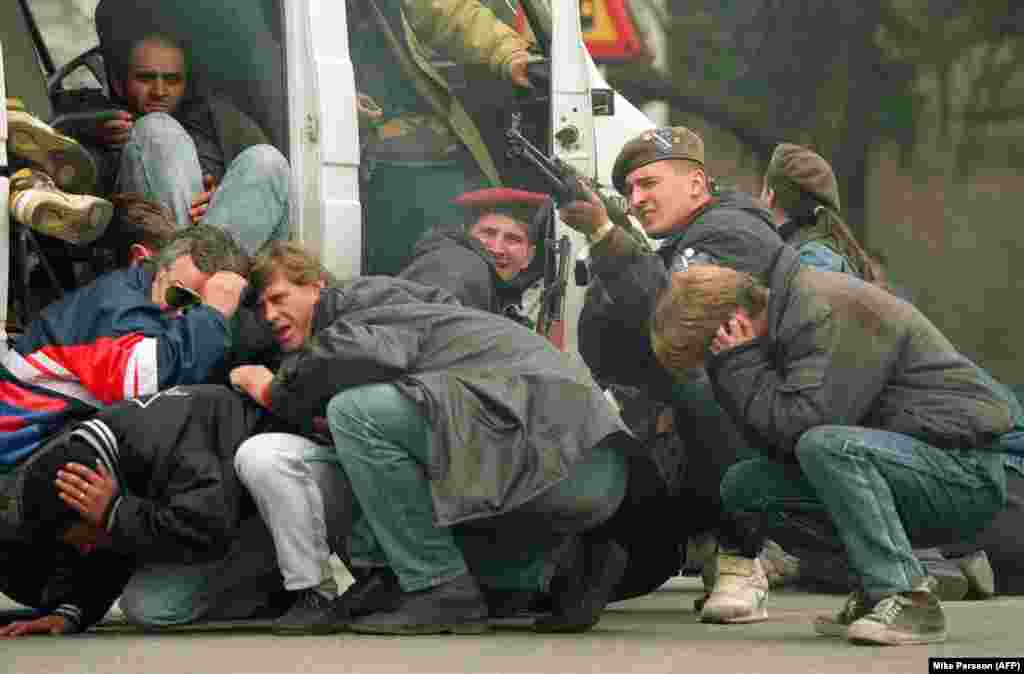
[250, 241, 328, 292]
[651, 266, 768, 375]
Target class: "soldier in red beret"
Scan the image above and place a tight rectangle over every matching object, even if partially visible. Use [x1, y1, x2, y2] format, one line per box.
[399, 187, 550, 322]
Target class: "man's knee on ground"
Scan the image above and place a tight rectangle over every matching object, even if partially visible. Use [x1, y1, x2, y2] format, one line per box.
[119, 586, 202, 628]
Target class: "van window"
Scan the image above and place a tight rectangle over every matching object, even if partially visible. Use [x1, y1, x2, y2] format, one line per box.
[26, 0, 102, 89]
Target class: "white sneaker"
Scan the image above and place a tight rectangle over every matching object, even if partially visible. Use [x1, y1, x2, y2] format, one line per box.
[700, 553, 769, 623]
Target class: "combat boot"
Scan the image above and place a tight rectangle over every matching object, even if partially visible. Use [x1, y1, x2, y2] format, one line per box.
[7, 98, 99, 195]
[846, 576, 947, 645]
[699, 552, 769, 623]
[9, 168, 112, 245]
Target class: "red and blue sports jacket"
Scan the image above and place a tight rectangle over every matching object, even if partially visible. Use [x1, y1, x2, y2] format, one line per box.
[1, 266, 231, 466]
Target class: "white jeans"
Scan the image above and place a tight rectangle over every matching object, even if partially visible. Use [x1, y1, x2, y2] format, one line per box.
[234, 433, 351, 592]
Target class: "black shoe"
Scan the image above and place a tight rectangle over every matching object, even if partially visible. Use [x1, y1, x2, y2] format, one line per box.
[534, 538, 629, 633]
[272, 588, 346, 635]
[336, 568, 403, 619]
[348, 574, 490, 635]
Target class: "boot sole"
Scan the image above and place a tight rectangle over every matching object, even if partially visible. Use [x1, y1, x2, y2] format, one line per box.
[17, 197, 112, 245]
[272, 622, 348, 636]
[9, 112, 98, 194]
[348, 620, 491, 635]
[700, 607, 769, 624]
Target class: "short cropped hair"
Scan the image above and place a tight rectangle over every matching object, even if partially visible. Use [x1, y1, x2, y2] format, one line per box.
[250, 241, 328, 292]
[109, 30, 189, 86]
[651, 266, 768, 375]
[153, 224, 249, 277]
[100, 193, 177, 266]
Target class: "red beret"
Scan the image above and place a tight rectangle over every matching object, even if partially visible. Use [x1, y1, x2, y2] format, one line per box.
[453, 188, 550, 241]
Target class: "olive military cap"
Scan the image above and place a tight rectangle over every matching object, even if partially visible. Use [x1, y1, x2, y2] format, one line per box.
[764, 143, 841, 213]
[611, 126, 705, 194]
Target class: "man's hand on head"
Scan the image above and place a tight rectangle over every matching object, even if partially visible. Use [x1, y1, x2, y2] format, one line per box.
[189, 175, 218, 224]
[201, 271, 248, 319]
[0, 614, 75, 638]
[710, 312, 759, 356]
[230, 365, 274, 408]
[56, 461, 118, 528]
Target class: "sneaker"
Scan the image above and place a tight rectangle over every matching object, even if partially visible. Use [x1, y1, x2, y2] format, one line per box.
[958, 550, 995, 599]
[272, 588, 346, 636]
[814, 590, 870, 637]
[846, 577, 948, 645]
[335, 567, 403, 619]
[760, 539, 801, 589]
[9, 168, 112, 245]
[534, 537, 628, 633]
[348, 573, 490, 635]
[7, 102, 98, 195]
[699, 553, 769, 623]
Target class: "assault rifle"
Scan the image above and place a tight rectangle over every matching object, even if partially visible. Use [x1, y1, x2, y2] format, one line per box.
[505, 116, 635, 348]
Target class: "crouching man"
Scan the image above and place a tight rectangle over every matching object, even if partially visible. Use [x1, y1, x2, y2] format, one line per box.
[0, 385, 282, 636]
[650, 247, 1013, 645]
[230, 242, 631, 635]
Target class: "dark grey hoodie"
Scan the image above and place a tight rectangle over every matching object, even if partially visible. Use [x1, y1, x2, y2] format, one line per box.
[399, 226, 530, 318]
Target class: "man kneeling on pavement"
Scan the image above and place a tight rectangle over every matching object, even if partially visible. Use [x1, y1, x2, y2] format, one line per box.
[229, 241, 633, 635]
[650, 249, 1014, 646]
[0, 385, 287, 636]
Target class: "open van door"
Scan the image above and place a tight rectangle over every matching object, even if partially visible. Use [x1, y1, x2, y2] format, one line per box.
[1, 44, 9, 344]
[544, 0, 654, 354]
[3, 0, 653, 357]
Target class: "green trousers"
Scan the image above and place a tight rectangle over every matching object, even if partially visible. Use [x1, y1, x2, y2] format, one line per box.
[326, 383, 628, 592]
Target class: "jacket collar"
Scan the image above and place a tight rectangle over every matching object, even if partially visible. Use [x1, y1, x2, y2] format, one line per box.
[765, 245, 802, 340]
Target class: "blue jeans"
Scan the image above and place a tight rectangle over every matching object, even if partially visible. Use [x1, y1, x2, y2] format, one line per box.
[117, 112, 290, 254]
[720, 426, 1006, 598]
[326, 383, 628, 593]
[118, 516, 283, 628]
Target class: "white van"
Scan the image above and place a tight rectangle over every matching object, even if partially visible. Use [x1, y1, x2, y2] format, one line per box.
[1, 0, 654, 354]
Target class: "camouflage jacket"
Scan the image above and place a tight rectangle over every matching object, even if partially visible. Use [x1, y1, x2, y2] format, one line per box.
[363, 0, 532, 184]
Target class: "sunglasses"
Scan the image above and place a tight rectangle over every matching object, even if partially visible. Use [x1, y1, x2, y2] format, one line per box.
[165, 285, 203, 311]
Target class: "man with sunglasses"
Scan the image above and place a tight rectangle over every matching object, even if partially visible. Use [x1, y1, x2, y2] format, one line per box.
[0, 223, 249, 474]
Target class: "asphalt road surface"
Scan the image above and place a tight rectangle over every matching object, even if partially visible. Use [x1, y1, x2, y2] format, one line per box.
[4, 574, 1023, 674]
